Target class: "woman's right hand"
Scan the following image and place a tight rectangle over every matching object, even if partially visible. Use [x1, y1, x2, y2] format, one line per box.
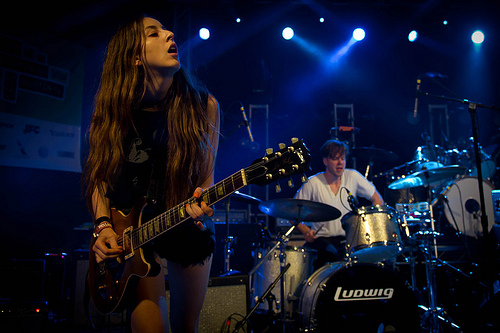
[92, 228, 123, 263]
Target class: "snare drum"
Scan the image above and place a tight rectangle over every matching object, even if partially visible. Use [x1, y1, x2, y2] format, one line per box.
[342, 205, 403, 262]
[298, 262, 420, 332]
[250, 245, 316, 316]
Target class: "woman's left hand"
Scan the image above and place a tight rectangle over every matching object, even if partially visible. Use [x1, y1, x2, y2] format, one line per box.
[186, 187, 213, 231]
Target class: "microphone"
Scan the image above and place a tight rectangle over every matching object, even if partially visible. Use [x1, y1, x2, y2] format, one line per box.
[240, 104, 254, 142]
[413, 77, 421, 118]
[346, 188, 359, 211]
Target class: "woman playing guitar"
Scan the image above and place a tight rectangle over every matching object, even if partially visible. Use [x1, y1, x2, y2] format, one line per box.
[83, 14, 220, 333]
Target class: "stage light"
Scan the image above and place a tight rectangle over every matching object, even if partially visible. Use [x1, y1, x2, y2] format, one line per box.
[199, 28, 210, 40]
[319, 17, 325, 23]
[352, 28, 365, 41]
[443, 20, 448, 25]
[471, 30, 484, 44]
[282, 27, 294, 40]
[236, 18, 241, 23]
[408, 30, 418, 42]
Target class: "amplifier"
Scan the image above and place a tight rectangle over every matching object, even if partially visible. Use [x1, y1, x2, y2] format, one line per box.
[166, 275, 249, 332]
[212, 209, 248, 224]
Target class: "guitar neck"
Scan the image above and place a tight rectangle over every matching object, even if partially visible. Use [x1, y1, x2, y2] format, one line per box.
[131, 169, 247, 249]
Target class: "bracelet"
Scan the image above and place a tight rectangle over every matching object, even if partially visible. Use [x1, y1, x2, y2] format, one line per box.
[94, 216, 111, 226]
[93, 221, 113, 238]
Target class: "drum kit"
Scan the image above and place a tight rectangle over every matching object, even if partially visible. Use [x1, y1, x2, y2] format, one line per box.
[229, 142, 497, 332]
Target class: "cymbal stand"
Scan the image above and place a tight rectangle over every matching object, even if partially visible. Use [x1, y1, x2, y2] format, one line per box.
[248, 220, 300, 332]
[419, 232, 462, 332]
[234, 263, 291, 332]
[221, 197, 240, 276]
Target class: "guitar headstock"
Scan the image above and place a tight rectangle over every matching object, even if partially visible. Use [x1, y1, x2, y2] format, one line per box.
[245, 138, 311, 189]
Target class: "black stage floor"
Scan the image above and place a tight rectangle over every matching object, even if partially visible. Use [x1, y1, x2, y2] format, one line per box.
[2, 235, 500, 333]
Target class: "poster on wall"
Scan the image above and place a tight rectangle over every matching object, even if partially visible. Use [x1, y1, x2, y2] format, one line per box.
[0, 33, 84, 172]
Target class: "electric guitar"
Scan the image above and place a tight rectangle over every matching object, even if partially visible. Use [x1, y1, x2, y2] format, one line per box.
[88, 138, 311, 314]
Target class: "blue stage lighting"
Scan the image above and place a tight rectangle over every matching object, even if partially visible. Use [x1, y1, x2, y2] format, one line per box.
[352, 28, 365, 41]
[236, 18, 241, 23]
[319, 17, 325, 23]
[282, 27, 294, 40]
[408, 30, 418, 42]
[471, 30, 484, 44]
[199, 28, 210, 40]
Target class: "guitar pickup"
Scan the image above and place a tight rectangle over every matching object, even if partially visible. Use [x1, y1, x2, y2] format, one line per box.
[123, 226, 134, 260]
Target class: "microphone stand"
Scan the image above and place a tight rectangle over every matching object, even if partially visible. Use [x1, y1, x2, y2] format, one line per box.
[420, 90, 500, 285]
[233, 263, 291, 332]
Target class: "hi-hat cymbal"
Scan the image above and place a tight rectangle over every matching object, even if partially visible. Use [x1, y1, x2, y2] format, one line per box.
[388, 165, 467, 190]
[351, 147, 398, 162]
[231, 191, 262, 205]
[259, 198, 341, 222]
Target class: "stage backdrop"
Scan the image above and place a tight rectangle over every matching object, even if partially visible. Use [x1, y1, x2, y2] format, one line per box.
[0, 33, 84, 172]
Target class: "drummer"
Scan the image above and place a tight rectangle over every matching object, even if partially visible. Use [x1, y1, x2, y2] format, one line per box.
[295, 139, 384, 270]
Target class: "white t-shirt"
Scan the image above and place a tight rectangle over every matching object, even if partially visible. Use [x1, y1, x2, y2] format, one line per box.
[294, 169, 377, 237]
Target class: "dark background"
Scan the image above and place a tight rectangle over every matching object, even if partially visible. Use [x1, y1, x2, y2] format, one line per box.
[0, 0, 499, 302]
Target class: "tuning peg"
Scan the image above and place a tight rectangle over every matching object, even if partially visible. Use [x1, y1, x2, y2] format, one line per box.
[288, 177, 294, 188]
[291, 137, 299, 143]
[278, 143, 286, 150]
[275, 181, 282, 193]
[266, 148, 273, 155]
[301, 173, 308, 183]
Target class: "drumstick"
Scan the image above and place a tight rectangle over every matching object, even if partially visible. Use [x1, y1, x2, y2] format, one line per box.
[314, 224, 324, 234]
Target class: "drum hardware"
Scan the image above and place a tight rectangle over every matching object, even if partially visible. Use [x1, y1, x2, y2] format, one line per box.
[220, 191, 262, 277]
[388, 166, 467, 191]
[350, 146, 399, 180]
[418, 92, 497, 252]
[419, 231, 463, 332]
[396, 200, 463, 332]
[233, 263, 291, 333]
[247, 219, 302, 331]
[246, 199, 340, 331]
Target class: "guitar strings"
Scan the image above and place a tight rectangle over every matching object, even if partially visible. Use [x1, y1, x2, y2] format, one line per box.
[116, 144, 305, 252]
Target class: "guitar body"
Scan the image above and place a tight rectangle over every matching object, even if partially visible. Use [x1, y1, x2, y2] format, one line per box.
[88, 199, 161, 315]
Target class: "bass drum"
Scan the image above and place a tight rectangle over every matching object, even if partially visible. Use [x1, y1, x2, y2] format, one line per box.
[298, 262, 420, 332]
[442, 176, 495, 239]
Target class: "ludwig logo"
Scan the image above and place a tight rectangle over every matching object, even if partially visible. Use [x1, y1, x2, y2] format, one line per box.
[334, 286, 394, 301]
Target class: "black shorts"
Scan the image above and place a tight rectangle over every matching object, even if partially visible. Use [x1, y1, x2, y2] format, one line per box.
[152, 218, 215, 267]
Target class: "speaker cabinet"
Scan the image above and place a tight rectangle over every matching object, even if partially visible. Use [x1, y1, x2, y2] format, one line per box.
[166, 275, 249, 332]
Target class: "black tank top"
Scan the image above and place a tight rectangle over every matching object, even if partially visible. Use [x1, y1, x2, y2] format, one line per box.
[106, 109, 168, 210]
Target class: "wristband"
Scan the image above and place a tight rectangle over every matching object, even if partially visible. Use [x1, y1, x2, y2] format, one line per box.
[93, 221, 113, 238]
[94, 216, 111, 226]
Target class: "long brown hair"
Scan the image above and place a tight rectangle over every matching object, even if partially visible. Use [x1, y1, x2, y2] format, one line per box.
[83, 15, 215, 214]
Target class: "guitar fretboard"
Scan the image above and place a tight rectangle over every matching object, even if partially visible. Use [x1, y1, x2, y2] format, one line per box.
[130, 169, 247, 249]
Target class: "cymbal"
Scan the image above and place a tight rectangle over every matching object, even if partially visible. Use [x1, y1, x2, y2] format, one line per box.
[388, 165, 467, 190]
[351, 147, 398, 162]
[259, 198, 341, 222]
[231, 191, 262, 205]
